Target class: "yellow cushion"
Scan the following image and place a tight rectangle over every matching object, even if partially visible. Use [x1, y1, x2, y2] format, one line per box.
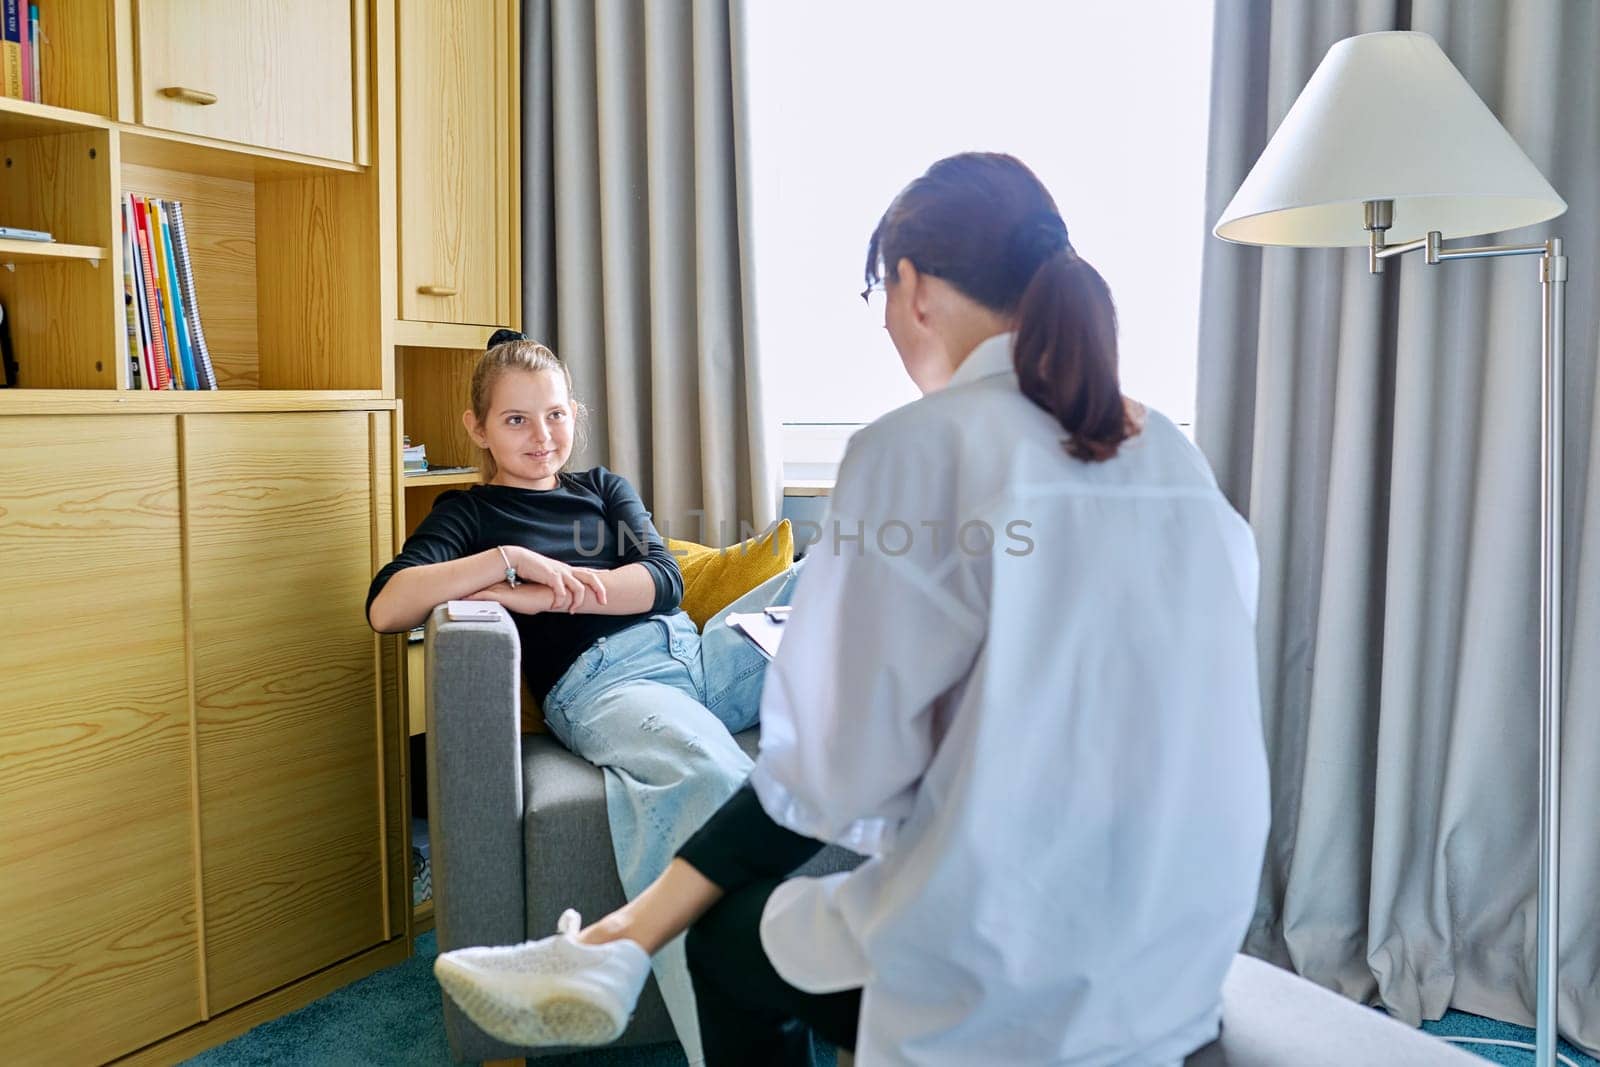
[667, 519, 794, 630]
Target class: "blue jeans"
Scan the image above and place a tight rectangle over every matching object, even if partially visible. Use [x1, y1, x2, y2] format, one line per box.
[539, 563, 802, 1064]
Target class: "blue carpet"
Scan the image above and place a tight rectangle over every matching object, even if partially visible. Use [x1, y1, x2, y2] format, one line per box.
[182, 932, 1593, 1066]
[182, 932, 689, 1067]
[1424, 1011, 1598, 1066]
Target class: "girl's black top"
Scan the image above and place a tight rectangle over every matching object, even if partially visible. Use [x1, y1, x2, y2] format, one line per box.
[366, 467, 684, 701]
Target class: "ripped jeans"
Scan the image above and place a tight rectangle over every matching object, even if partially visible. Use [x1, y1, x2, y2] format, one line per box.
[539, 563, 802, 1065]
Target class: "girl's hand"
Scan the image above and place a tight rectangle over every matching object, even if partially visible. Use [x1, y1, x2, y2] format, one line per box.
[511, 548, 609, 614]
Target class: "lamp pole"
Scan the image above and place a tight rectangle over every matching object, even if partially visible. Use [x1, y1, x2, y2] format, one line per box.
[1365, 199, 1567, 1067]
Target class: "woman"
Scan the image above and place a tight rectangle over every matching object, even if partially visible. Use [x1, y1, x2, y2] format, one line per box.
[365, 334, 796, 1064]
[435, 153, 1269, 1066]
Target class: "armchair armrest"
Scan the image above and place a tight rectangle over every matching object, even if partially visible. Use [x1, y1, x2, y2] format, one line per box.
[423, 603, 526, 957]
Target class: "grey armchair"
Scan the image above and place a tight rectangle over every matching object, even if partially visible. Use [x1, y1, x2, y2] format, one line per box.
[421, 603, 860, 1063]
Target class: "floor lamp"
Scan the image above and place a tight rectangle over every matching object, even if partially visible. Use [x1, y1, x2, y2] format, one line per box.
[1212, 31, 1570, 1067]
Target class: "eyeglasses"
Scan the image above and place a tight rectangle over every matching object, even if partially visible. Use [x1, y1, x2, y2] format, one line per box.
[860, 280, 887, 320]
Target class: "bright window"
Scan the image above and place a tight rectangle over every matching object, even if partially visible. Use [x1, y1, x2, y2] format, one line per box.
[743, 0, 1216, 474]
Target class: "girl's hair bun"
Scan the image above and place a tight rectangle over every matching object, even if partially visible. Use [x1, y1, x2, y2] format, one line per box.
[487, 327, 528, 350]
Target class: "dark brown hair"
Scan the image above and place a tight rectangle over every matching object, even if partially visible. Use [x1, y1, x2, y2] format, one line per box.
[864, 152, 1133, 462]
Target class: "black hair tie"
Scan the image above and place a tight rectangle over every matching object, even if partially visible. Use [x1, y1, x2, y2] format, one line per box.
[487, 327, 528, 350]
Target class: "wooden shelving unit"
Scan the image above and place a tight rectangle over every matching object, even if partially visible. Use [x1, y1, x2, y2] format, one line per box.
[1, 2, 440, 1063]
[1, 2, 521, 1061]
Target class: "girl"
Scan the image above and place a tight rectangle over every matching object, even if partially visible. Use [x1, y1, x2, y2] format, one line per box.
[365, 334, 793, 1064]
[435, 154, 1270, 1066]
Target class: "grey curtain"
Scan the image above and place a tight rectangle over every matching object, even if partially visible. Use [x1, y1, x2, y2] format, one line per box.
[1200, 0, 1600, 1053]
[522, 0, 780, 542]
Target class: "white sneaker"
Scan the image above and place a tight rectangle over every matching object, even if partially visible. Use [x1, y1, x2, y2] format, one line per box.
[433, 909, 652, 1047]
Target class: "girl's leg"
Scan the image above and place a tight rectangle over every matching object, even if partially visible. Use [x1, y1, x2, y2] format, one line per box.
[556, 678, 749, 1064]
[699, 562, 805, 734]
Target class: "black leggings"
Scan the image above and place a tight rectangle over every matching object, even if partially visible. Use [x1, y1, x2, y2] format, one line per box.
[677, 782, 862, 1066]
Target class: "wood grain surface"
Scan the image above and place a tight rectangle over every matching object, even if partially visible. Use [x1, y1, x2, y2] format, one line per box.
[181, 412, 384, 1013]
[0, 416, 202, 1062]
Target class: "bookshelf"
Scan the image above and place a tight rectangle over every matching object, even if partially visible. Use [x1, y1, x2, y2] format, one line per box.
[404, 468, 480, 488]
[0, 236, 107, 264]
[1, 2, 520, 1063]
[0, 5, 377, 395]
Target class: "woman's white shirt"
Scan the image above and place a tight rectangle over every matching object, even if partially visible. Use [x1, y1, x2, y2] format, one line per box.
[750, 333, 1270, 1066]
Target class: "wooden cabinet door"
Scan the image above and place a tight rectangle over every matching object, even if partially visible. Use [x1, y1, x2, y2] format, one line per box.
[0, 417, 202, 1062]
[398, 0, 516, 325]
[137, 0, 359, 163]
[183, 412, 386, 1012]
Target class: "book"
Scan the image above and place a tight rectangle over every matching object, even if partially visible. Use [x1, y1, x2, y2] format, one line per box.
[143, 195, 184, 388]
[28, 5, 37, 103]
[155, 200, 198, 390]
[0, 301, 15, 387]
[142, 195, 177, 387]
[1, 0, 19, 99]
[120, 201, 141, 388]
[16, 0, 27, 103]
[125, 197, 157, 389]
[404, 464, 477, 478]
[0, 225, 51, 241]
[166, 202, 216, 389]
[152, 286, 176, 388]
[129, 195, 172, 390]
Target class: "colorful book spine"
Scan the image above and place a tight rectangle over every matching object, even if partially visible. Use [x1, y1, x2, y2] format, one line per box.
[152, 287, 174, 388]
[28, 5, 37, 103]
[143, 195, 184, 388]
[155, 200, 198, 390]
[120, 199, 142, 387]
[130, 195, 172, 389]
[129, 198, 158, 389]
[16, 0, 28, 103]
[122, 198, 150, 387]
[167, 202, 216, 389]
[2, 0, 20, 100]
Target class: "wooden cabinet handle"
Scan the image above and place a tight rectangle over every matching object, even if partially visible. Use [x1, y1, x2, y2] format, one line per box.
[417, 285, 458, 297]
[158, 86, 219, 106]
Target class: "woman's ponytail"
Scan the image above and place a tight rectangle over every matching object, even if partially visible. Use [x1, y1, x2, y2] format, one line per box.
[1013, 248, 1130, 463]
[867, 154, 1136, 462]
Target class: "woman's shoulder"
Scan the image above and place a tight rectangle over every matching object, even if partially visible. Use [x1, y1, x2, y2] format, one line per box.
[1116, 406, 1223, 488]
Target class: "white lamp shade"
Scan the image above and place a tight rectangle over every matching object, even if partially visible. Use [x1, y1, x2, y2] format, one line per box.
[1214, 31, 1566, 247]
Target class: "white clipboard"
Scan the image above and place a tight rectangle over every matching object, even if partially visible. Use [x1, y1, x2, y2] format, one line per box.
[724, 610, 787, 660]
